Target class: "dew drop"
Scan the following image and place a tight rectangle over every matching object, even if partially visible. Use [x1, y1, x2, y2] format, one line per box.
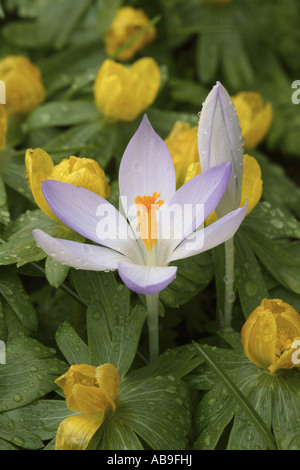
[11, 436, 25, 447]
[13, 393, 22, 402]
[243, 280, 258, 297]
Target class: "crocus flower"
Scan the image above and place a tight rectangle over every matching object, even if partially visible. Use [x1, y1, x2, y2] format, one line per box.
[241, 299, 300, 374]
[93, 58, 160, 122]
[0, 104, 7, 151]
[0, 55, 45, 115]
[198, 82, 262, 220]
[32, 115, 247, 296]
[104, 6, 156, 61]
[54, 363, 120, 450]
[25, 149, 110, 222]
[231, 91, 273, 150]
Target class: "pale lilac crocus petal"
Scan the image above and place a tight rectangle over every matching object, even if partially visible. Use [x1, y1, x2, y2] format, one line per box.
[165, 162, 231, 243]
[33, 229, 126, 271]
[118, 261, 177, 295]
[169, 203, 248, 262]
[41, 180, 141, 261]
[118, 115, 176, 216]
[198, 82, 243, 217]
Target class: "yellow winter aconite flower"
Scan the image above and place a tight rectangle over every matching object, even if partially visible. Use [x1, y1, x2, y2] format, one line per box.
[231, 92, 273, 150]
[104, 6, 156, 61]
[241, 299, 300, 374]
[165, 121, 198, 189]
[25, 149, 110, 222]
[54, 363, 120, 450]
[0, 104, 7, 151]
[0, 55, 45, 115]
[94, 58, 161, 122]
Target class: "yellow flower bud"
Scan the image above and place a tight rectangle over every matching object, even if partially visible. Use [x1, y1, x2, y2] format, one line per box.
[104, 6, 156, 61]
[55, 363, 120, 450]
[94, 58, 161, 122]
[241, 299, 300, 374]
[0, 104, 7, 151]
[231, 92, 273, 150]
[165, 121, 199, 189]
[0, 55, 45, 116]
[25, 149, 110, 222]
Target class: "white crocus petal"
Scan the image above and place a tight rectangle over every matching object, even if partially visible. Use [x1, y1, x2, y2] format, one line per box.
[198, 81, 244, 217]
[118, 261, 177, 295]
[33, 229, 127, 271]
[41, 180, 142, 262]
[169, 204, 247, 262]
[118, 115, 176, 218]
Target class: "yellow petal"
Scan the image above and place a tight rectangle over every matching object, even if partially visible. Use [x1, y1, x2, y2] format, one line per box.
[55, 414, 101, 450]
[0, 104, 7, 151]
[50, 156, 111, 199]
[240, 154, 262, 215]
[268, 335, 300, 374]
[55, 363, 120, 417]
[0, 55, 45, 116]
[232, 92, 273, 150]
[241, 304, 277, 370]
[94, 58, 160, 122]
[104, 6, 156, 61]
[165, 122, 199, 188]
[242, 299, 300, 374]
[25, 148, 60, 222]
[71, 384, 112, 421]
[96, 363, 120, 406]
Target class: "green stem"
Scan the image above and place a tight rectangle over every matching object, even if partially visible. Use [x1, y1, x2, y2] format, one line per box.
[223, 236, 235, 328]
[146, 293, 159, 362]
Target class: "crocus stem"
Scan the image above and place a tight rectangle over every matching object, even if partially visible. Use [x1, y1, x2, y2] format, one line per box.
[146, 293, 159, 362]
[223, 236, 235, 328]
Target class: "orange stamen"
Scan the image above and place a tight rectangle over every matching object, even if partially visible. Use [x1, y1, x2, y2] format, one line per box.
[135, 192, 164, 252]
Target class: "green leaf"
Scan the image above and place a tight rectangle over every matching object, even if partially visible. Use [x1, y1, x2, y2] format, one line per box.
[234, 231, 270, 318]
[0, 175, 10, 225]
[254, 151, 300, 218]
[240, 224, 300, 294]
[87, 299, 146, 378]
[0, 336, 66, 412]
[244, 201, 300, 240]
[0, 412, 43, 449]
[100, 414, 144, 450]
[160, 252, 214, 308]
[72, 270, 147, 377]
[45, 256, 70, 288]
[193, 341, 277, 450]
[113, 374, 192, 450]
[0, 209, 84, 267]
[25, 101, 100, 130]
[0, 268, 37, 331]
[128, 344, 203, 381]
[55, 321, 89, 365]
[2, 0, 92, 49]
[271, 371, 300, 450]
[0, 155, 34, 202]
[5, 399, 75, 443]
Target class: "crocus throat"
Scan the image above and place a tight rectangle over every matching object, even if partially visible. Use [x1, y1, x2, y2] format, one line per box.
[135, 192, 164, 252]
